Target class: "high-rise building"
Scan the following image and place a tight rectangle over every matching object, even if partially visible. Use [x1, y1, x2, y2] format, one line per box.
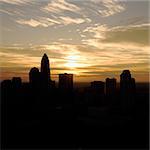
[29, 67, 40, 86]
[59, 73, 73, 90]
[120, 70, 135, 93]
[105, 78, 116, 95]
[120, 70, 131, 82]
[41, 53, 50, 86]
[91, 81, 104, 94]
[120, 70, 136, 110]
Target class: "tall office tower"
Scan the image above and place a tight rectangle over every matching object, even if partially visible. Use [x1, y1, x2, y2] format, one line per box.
[91, 81, 104, 94]
[120, 70, 136, 109]
[120, 70, 131, 81]
[29, 67, 40, 87]
[59, 73, 73, 90]
[41, 53, 50, 87]
[120, 70, 135, 93]
[105, 78, 116, 95]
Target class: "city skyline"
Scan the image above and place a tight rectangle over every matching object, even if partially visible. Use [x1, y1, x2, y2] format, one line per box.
[1, 53, 136, 96]
[3, 53, 137, 89]
[2, 49, 147, 150]
[0, 0, 149, 82]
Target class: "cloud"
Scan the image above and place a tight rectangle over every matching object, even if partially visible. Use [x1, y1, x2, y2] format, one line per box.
[81, 23, 150, 46]
[0, 0, 149, 82]
[16, 19, 49, 27]
[0, 43, 82, 66]
[44, 17, 61, 25]
[16, 15, 90, 27]
[0, 0, 31, 5]
[43, 0, 81, 13]
[1, 41, 149, 82]
[39, 42, 150, 73]
[110, 23, 150, 31]
[16, 18, 58, 27]
[91, 0, 125, 17]
[0, 9, 13, 15]
[0, 51, 40, 67]
[1, 0, 124, 29]
[104, 23, 150, 45]
[78, 39, 149, 71]
[82, 38, 149, 50]
[1, 0, 91, 27]
[83, 24, 108, 39]
[59, 16, 85, 25]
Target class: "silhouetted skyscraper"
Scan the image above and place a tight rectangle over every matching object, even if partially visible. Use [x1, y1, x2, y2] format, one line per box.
[41, 53, 50, 87]
[120, 70, 131, 82]
[59, 73, 73, 90]
[29, 67, 40, 87]
[106, 78, 116, 95]
[120, 70, 135, 93]
[120, 70, 136, 110]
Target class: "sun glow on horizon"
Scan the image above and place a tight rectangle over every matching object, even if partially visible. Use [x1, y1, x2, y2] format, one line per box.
[64, 55, 80, 68]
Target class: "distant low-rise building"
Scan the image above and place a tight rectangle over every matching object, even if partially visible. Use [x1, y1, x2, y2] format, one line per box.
[29, 67, 40, 87]
[105, 78, 116, 95]
[59, 73, 73, 90]
[1, 80, 12, 90]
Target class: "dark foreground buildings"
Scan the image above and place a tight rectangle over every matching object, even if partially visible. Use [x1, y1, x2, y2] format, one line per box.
[59, 73, 73, 90]
[120, 70, 136, 93]
[106, 78, 117, 96]
[29, 54, 55, 88]
[91, 81, 105, 94]
[120, 70, 136, 110]
[1, 54, 149, 149]
[29, 67, 40, 87]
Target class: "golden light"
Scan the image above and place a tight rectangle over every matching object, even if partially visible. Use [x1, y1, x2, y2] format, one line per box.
[63, 54, 92, 75]
[65, 55, 80, 68]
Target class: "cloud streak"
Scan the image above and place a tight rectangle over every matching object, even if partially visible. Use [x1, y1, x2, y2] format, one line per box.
[83, 24, 108, 40]
[98, 0, 125, 17]
[43, 0, 81, 13]
[16, 18, 57, 27]
[90, 0, 125, 17]
[81, 23, 150, 47]
[0, 0, 31, 5]
[16, 15, 91, 27]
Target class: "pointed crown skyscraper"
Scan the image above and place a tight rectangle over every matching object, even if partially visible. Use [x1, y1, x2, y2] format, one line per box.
[41, 53, 51, 86]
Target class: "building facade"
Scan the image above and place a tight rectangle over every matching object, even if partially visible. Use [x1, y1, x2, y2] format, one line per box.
[59, 73, 73, 90]
[41, 53, 51, 87]
[105, 78, 116, 95]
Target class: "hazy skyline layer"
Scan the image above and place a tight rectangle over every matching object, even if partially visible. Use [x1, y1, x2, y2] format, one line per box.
[0, 0, 149, 82]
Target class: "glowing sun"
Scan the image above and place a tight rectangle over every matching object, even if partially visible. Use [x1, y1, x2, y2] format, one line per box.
[65, 55, 80, 68]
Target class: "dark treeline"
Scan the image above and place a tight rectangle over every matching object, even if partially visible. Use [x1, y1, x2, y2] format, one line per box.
[1, 54, 149, 149]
